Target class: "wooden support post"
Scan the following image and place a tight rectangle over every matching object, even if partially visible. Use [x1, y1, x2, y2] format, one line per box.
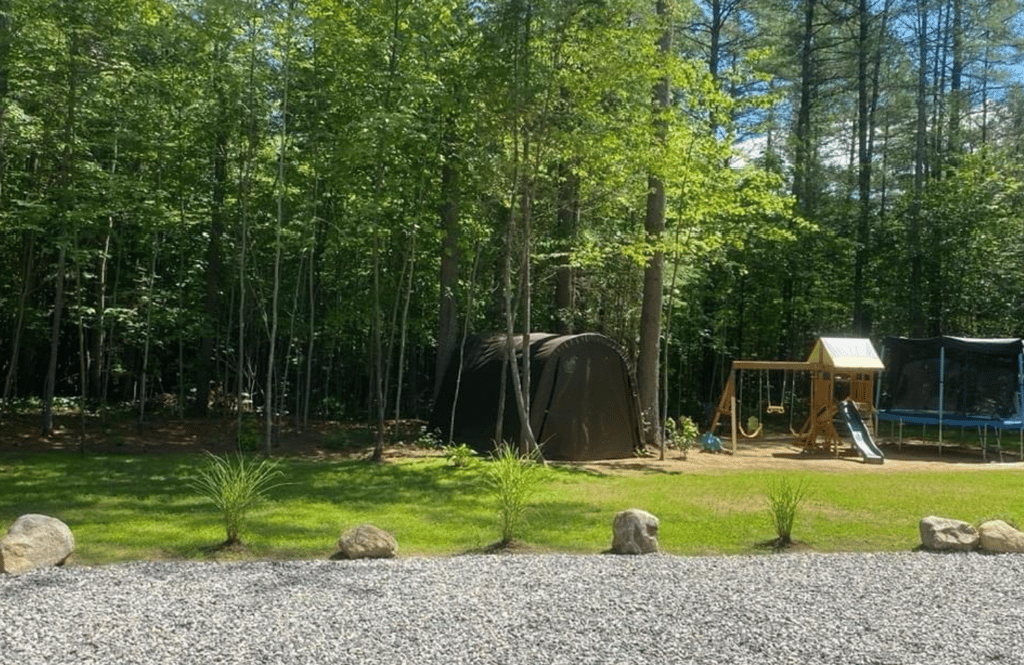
[730, 395, 737, 454]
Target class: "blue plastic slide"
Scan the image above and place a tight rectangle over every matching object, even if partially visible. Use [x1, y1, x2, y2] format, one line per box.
[837, 399, 884, 464]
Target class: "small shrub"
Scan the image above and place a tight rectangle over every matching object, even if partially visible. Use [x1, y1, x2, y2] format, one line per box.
[413, 427, 443, 449]
[321, 426, 372, 451]
[319, 397, 347, 420]
[483, 443, 542, 545]
[443, 443, 477, 468]
[187, 452, 285, 546]
[673, 416, 700, 460]
[765, 476, 811, 546]
[236, 416, 262, 452]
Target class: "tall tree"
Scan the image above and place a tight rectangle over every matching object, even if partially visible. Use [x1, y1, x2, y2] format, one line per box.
[638, 0, 672, 449]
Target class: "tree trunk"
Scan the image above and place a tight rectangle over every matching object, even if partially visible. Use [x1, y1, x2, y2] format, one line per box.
[195, 126, 227, 416]
[393, 234, 416, 425]
[370, 0, 405, 463]
[638, 0, 671, 449]
[1, 232, 34, 422]
[792, 0, 817, 217]
[708, 0, 722, 79]
[434, 117, 460, 404]
[237, 8, 259, 441]
[371, 225, 386, 462]
[446, 243, 481, 444]
[554, 162, 578, 335]
[0, 0, 10, 203]
[947, 0, 964, 160]
[851, 0, 873, 334]
[42, 246, 67, 437]
[910, 0, 928, 336]
[90, 217, 113, 401]
[502, 214, 537, 454]
[303, 236, 317, 428]
[266, 7, 291, 455]
[74, 240, 87, 453]
[43, 19, 78, 436]
[137, 240, 158, 431]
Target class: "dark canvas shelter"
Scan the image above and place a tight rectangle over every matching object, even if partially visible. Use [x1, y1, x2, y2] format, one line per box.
[877, 336, 1024, 428]
[429, 333, 641, 461]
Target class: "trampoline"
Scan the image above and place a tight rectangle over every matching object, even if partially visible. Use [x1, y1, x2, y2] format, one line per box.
[876, 336, 1024, 457]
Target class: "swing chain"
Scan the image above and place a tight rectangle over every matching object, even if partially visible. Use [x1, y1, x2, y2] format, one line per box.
[766, 370, 786, 414]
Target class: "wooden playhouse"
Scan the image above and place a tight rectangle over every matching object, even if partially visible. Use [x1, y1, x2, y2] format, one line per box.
[708, 337, 886, 462]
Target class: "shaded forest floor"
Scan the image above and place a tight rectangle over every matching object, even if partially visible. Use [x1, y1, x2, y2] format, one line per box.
[3, 411, 1021, 475]
[1, 412, 434, 461]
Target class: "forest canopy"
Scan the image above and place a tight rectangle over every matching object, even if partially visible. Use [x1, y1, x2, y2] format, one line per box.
[1, 0, 1023, 450]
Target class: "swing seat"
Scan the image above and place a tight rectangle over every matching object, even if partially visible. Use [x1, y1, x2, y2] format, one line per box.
[766, 405, 785, 415]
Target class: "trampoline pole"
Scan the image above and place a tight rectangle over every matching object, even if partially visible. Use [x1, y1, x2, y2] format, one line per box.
[938, 346, 945, 456]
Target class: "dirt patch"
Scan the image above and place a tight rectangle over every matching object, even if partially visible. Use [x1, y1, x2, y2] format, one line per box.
[567, 435, 1024, 476]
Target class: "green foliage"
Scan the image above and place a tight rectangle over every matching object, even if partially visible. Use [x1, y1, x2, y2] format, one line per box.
[186, 452, 285, 546]
[483, 443, 543, 545]
[413, 427, 443, 450]
[670, 416, 700, 460]
[764, 476, 811, 546]
[236, 417, 262, 453]
[3, 0, 1024, 438]
[321, 427, 371, 451]
[443, 443, 477, 468]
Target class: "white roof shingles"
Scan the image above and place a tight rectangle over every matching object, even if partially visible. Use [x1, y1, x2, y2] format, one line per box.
[808, 337, 884, 370]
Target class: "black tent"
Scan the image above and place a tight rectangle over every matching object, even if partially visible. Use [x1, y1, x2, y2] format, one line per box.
[877, 336, 1024, 427]
[429, 333, 641, 461]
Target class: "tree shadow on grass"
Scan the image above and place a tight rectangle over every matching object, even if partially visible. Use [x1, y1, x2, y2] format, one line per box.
[1, 451, 622, 561]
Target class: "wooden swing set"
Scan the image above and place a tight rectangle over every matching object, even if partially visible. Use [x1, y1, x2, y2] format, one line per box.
[708, 338, 884, 458]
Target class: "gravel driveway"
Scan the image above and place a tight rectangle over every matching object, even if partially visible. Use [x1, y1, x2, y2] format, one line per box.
[3, 552, 1024, 664]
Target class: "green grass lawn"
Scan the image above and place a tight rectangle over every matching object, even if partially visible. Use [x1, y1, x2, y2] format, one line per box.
[1, 451, 1022, 565]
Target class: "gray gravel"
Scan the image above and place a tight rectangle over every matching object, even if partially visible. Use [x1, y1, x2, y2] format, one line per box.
[3, 552, 1024, 664]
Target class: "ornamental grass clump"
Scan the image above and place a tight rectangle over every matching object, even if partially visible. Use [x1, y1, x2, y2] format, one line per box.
[484, 443, 542, 546]
[765, 475, 811, 547]
[187, 452, 285, 546]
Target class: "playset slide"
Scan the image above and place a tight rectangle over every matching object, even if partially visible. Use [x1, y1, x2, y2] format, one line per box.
[837, 399, 884, 464]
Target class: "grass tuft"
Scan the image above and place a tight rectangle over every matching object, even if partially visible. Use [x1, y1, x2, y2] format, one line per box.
[186, 452, 285, 546]
[484, 443, 542, 546]
[764, 475, 811, 546]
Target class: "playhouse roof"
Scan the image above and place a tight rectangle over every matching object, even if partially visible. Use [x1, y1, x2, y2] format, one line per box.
[807, 337, 884, 370]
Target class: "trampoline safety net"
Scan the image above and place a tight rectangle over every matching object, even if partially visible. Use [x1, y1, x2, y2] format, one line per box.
[878, 336, 1024, 422]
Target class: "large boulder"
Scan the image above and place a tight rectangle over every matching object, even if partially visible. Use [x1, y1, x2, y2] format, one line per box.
[336, 524, 397, 559]
[0, 514, 75, 575]
[979, 520, 1024, 554]
[919, 515, 978, 552]
[611, 508, 659, 555]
